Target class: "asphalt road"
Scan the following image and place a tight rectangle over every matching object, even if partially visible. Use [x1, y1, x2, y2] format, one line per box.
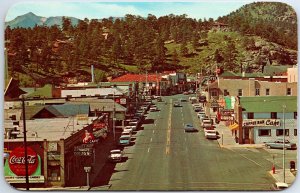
[96, 94, 278, 191]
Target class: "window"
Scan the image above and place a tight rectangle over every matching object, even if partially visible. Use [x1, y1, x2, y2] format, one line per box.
[211, 90, 218, 97]
[247, 112, 254, 119]
[276, 129, 289, 136]
[287, 88, 291, 96]
[259, 129, 271, 136]
[294, 112, 297, 119]
[271, 112, 277, 119]
[255, 88, 260, 96]
[224, 89, 228, 96]
[238, 89, 243, 96]
[266, 88, 270, 96]
[294, 129, 297, 136]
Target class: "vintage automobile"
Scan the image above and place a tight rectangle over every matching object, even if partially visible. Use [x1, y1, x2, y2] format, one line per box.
[264, 139, 297, 150]
[184, 123, 198, 132]
[173, 101, 181, 107]
[204, 130, 218, 139]
[108, 149, 123, 162]
[118, 135, 131, 146]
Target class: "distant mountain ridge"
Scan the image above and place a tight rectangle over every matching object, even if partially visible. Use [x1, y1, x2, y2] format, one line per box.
[5, 12, 80, 28]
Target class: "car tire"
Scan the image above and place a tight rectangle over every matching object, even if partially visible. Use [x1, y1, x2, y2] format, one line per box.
[266, 145, 271, 149]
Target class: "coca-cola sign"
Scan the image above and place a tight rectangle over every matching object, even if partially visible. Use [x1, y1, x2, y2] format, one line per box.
[8, 147, 38, 176]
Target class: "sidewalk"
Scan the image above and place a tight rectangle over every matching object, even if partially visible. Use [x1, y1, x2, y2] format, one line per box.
[268, 169, 296, 185]
[214, 121, 266, 148]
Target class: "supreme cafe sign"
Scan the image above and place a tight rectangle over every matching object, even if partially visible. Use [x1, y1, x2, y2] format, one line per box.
[242, 119, 280, 127]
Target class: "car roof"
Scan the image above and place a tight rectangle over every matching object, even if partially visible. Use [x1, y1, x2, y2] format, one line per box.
[111, 149, 121, 153]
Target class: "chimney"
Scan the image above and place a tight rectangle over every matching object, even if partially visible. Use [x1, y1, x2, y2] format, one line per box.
[91, 65, 95, 83]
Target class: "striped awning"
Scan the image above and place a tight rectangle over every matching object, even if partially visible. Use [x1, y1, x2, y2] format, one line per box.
[229, 123, 239, 130]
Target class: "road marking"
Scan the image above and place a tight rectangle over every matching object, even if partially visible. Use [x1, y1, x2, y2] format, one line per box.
[147, 148, 150, 153]
[153, 130, 155, 133]
[229, 149, 263, 167]
[150, 138, 152, 142]
[166, 98, 172, 155]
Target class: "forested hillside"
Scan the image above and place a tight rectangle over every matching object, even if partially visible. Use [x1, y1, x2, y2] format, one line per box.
[5, 2, 297, 86]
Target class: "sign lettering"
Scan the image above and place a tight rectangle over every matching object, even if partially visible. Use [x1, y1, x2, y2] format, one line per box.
[243, 119, 280, 127]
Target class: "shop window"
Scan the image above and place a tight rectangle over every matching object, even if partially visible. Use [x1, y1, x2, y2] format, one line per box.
[259, 129, 271, 136]
[276, 129, 289, 136]
[47, 165, 61, 181]
[294, 112, 297, 119]
[266, 88, 270, 96]
[255, 88, 260, 96]
[211, 90, 218, 97]
[271, 112, 277, 119]
[294, 129, 297, 136]
[247, 112, 254, 119]
[286, 88, 291, 96]
[238, 89, 243, 96]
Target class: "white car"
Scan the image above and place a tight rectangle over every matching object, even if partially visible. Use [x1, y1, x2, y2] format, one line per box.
[204, 130, 218, 139]
[108, 149, 123, 162]
[150, 106, 158, 112]
[124, 125, 137, 131]
[121, 131, 132, 137]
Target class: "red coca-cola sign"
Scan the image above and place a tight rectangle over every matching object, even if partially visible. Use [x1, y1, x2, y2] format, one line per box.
[8, 147, 38, 176]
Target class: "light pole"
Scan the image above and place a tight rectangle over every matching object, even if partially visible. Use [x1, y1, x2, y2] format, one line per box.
[282, 104, 286, 183]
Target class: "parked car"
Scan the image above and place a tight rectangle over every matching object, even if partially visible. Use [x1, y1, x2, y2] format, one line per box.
[202, 118, 213, 128]
[184, 123, 198, 132]
[180, 98, 188, 102]
[157, 97, 162, 102]
[194, 106, 202, 112]
[108, 149, 123, 162]
[264, 139, 297, 150]
[197, 112, 205, 118]
[183, 91, 189, 95]
[124, 125, 137, 131]
[150, 106, 158, 112]
[122, 130, 132, 137]
[204, 130, 218, 139]
[118, 135, 131, 146]
[173, 101, 181, 107]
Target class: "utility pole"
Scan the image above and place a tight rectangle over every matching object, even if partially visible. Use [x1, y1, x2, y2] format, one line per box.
[22, 95, 30, 190]
[113, 92, 116, 141]
[282, 104, 286, 183]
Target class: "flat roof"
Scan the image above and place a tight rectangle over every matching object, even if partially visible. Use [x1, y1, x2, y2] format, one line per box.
[4, 117, 96, 142]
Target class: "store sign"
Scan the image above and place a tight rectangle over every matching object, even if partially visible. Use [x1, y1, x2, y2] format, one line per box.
[8, 147, 39, 176]
[221, 116, 234, 121]
[93, 122, 105, 129]
[243, 119, 280, 127]
[82, 130, 99, 144]
[5, 176, 45, 183]
[74, 144, 94, 157]
[120, 98, 127, 105]
[220, 109, 234, 116]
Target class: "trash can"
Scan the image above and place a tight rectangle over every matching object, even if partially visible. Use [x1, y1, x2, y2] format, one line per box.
[290, 161, 295, 171]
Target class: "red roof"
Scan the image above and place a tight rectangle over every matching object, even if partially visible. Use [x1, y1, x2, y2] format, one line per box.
[111, 74, 162, 82]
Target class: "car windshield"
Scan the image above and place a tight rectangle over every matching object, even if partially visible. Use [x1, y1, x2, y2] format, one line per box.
[111, 150, 121, 154]
[120, 136, 130, 140]
[186, 124, 193, 127]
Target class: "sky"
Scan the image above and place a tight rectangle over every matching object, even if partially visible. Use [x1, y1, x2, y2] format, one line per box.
[5, 1, 255, 21]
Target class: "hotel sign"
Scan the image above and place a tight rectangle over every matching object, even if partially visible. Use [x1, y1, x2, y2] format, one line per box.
[243, 119, 280, 127]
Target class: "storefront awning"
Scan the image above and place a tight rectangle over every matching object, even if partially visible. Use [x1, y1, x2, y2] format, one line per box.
[229, 123, 239, 130]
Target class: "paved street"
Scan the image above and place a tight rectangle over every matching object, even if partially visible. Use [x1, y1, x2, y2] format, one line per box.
[91, 94, 294, 191]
